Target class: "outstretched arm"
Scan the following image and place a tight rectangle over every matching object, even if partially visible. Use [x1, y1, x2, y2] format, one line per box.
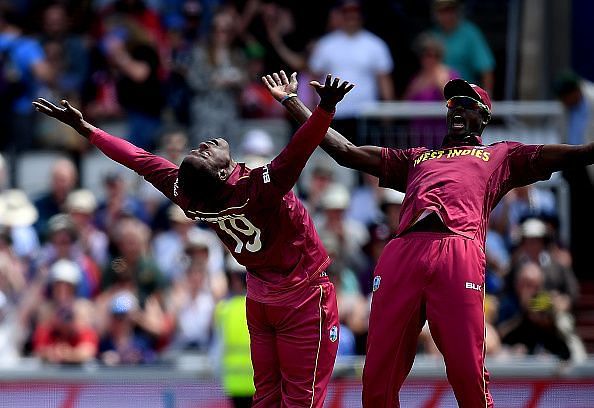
[261, 73, 353, 194]
[539, 143, 594, 173]
[263, 71, 382, 177]
[32, 98, 187, 206]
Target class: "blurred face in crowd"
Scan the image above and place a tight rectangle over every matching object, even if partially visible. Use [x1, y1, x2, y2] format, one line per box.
[163, 131, 188, 163]
[186, 261, 207, 291]
[186, 245, 209, 267]
[420, 43, 443, 70]
[116, 220, 148, 261]
[520, 236, 546, 261]
[51, 229, 74, 258]
[51, 160, 77, 202]
[515, 263, 544, 307]
[309, 168, 333, 196]
[211, 13, 235, 47]
[559, 88, 583, 109]
[42, 4, 68, 37]
[435, 5, 460, 32]
[51, 280, 76, 306]
[340, 4, 363, 34]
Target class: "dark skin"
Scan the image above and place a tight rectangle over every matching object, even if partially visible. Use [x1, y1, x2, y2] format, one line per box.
[264, 70, 594, 178]
[32, 73, 353, 202]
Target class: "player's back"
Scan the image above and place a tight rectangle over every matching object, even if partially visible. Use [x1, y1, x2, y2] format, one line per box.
[186, 163, 329, 306]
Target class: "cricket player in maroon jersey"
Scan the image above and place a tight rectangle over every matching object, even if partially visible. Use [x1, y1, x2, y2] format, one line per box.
[32, 74, 354, 408]
[264, 70, 594, 407]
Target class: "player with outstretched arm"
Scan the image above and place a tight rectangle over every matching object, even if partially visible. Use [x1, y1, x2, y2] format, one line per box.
[263, 70, 594, 407]
[33, 74, 353, 408]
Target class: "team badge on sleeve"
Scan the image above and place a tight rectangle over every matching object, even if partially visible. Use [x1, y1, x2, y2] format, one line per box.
[329, 325, 338, 343]
[373, 276, 382, 292]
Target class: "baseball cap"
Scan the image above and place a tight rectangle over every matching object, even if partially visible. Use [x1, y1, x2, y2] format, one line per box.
[0, 189, 39, 227]
[444, 78, 492, 112]
[185, 229, 212, 252]
[50, 259, 82, 286]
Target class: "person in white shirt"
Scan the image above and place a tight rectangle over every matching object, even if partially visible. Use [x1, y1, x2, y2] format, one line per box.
[309, 0, 394, 139]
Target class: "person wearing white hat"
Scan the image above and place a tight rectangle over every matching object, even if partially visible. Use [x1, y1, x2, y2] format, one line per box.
[239, 129, 275, 169]
[0, 189, 40, 260]
[66, 189, 109, 267]
[380, 188, 405, 236]
[152, 204, 224, 282]
[49, 259, 82, 308]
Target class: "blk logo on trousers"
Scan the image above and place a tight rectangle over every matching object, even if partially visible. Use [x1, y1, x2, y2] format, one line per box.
[373, 276, 381, 292]
[465, 282, 482, 291]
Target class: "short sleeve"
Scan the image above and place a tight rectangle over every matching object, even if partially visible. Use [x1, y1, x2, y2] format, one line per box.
[506, 142, 553, 188]
[467, 24, 494, 73]
[378, 147, 418, 191]
[372, 37, 394, 74]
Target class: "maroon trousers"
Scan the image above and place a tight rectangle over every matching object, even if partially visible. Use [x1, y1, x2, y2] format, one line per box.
[247, 277, 339, 408]
[363, 232, 494, 408]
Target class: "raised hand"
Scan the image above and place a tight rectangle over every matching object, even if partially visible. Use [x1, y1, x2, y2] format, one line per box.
[262, 70, 298, 102]
[310, 74, 355, 112]
[32, 98, 91, 137]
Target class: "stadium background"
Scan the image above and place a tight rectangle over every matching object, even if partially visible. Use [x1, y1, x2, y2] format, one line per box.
[0, 0, 592, 406]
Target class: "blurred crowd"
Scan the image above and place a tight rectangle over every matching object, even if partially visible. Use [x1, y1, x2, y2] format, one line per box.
[0, 0, 588, 371]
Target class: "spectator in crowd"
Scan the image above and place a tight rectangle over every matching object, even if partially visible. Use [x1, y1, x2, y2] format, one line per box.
[38, 214, 102, 299]
[65, 189, 109, 268]
[321, 232, 367, 356]
[0, 290, 23, 367]
[432, 0, 494, 93]
[212, 256, 254, 408]
[34, 158, 78, 238]
[163, 1, 201, 126]
[498, 262, 584, 362]
[309, 0, 394, 138]
[36, 3, 89, 154]
[152, 204, 224, 282]
[318, 183, 368, 273]
[404, 32, 458, 148]
[168, 258, 215, 351]
[0, 3, 52, 158]
[554, 71, 594, 278]
[32, 302, 98, 364]
[99, 217, 173, 345]
[0, 225, 26, 300]
[188, 10, 246, 145]
[99, 290, 157, 365]
[0, 189, 40, 261]
[379, 189, 405, 237]
[39, 3, 89, 99]
[184, 228, 226, 299]
[512, 218, 579, 307]
[101, 18, 163, 150]
[95, 171, 149, 232]
[345, 173, 383, 226]
[359, 222, 391, 298]
[299, 161, 335, 220]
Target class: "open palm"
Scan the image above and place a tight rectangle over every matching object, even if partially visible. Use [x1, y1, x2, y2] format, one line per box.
[32, 98, 84, 128]
[262, 70, 298, 101]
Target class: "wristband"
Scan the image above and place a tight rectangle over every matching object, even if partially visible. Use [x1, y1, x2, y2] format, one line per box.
[280, 93, 298, 105]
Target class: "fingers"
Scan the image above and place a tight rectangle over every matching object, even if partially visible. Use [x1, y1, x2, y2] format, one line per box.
[272, 72, 282, 86]
[344, 82, 355, 93]
[32, 101, 53, 115]
[34, 97, 61, 111]
[280, 70, 289, 85]
[290, 72, 297, 84]
[261, 75, 274, 90]
[324, 74, 332, 88]
[332, 77, 339, 88]
[309, 80, 322, 89]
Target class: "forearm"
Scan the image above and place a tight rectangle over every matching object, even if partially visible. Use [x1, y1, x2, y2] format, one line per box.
[539, 143, 594, 172]
[283, 97, 354, 166]
[377, 73, 395, 101]
[270, 39, 307, 72]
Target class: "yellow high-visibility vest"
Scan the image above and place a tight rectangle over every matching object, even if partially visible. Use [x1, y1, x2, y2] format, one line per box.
[214, 295, 255, 397]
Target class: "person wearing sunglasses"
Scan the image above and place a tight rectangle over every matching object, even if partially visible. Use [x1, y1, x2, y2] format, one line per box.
[264, 71, 594, 408]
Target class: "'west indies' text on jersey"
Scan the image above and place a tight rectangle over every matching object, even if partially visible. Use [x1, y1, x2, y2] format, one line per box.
[379, 142, 554, 246]
[89, 107, 334, 305]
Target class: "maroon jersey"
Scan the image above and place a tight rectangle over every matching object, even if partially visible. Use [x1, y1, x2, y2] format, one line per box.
[89, 107, 334, 305]
[379, 142, 554, 245]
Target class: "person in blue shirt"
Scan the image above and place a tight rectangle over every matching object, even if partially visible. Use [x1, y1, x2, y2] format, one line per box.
[432, 0, 495, 94]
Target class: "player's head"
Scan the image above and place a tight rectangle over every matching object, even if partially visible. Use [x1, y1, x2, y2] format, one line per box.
[178, 138, 236, 199]
[442, 78, 492, 146]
